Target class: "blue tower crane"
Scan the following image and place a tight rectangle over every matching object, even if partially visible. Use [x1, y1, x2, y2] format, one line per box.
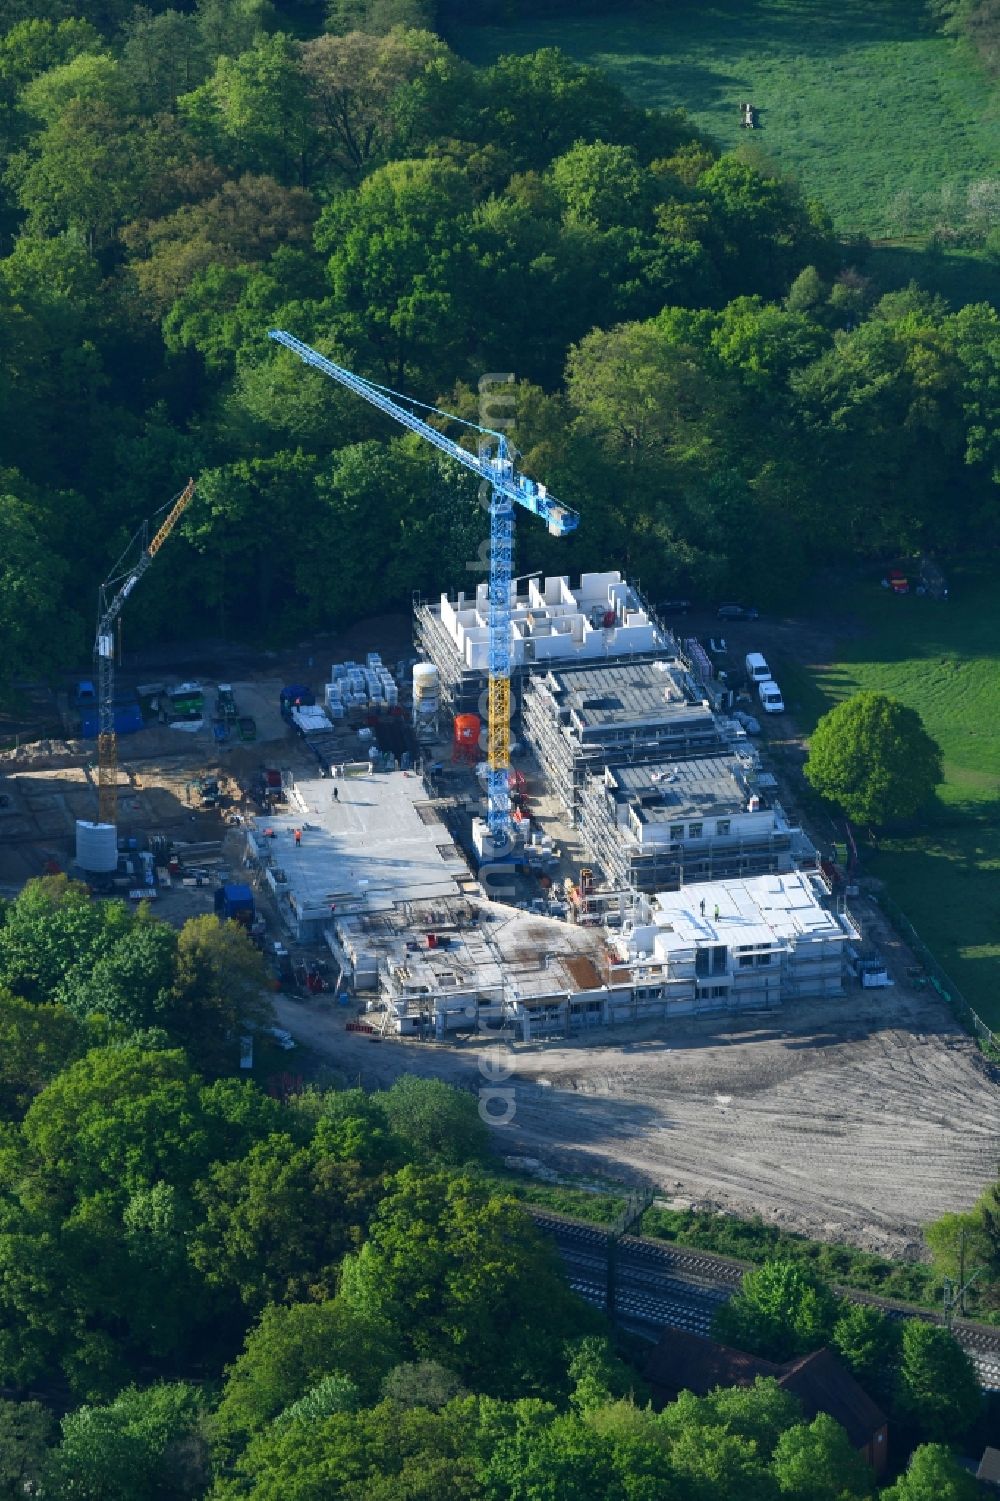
[268, 330, 580, 848]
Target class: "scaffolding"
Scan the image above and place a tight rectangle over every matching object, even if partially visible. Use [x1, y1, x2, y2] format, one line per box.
[413, 576, 682, 727]
[576, 769, 806, 894]
[521, 662, 725, 822]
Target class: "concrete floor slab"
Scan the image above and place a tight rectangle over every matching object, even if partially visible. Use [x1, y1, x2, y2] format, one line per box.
[261, 770, 470, 917]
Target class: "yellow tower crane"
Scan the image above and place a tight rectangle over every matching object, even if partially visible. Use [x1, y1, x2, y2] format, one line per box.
[95, 479, 197, 826]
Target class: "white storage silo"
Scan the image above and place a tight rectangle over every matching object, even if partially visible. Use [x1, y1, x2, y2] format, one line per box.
[75, 820, 118, 874]
[412, 663, 439, 727]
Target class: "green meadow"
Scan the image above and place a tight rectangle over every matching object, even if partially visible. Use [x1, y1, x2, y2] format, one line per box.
[453, 0, 1000, 239]
[777, 571, 1000, 1029]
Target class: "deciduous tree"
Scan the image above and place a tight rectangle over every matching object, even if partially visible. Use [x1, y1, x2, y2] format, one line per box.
[804, 692, 942, 826]
[211, 1297, 399, 1451]
[377, 1075, 489, 1166]
[893, 1321, 981, 1441]
[168, 914, 273, 1071]
[770, 1412, 873, 1500]
[47, 1383, 209, 1501]
[300, 27, 445, 183]
[881, 1442, 983, 1501]
[712, 1260, 840, 1362]
[338, 1167, 592, 1393]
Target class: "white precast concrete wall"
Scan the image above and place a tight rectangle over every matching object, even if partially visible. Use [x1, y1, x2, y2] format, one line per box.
[436, 571, 664, 670]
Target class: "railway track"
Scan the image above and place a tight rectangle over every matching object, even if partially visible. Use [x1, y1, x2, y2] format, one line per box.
[528, 1208, 1000, 1390]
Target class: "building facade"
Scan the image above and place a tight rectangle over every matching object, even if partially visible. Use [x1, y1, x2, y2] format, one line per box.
[578, 756, 815, 893]
[610, 872, 854, 1013]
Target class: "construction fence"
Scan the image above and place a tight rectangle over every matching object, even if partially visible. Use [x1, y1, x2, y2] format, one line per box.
[875, 891, 998, 1060]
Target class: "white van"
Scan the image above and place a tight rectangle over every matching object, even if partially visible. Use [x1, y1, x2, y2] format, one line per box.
[759, 680, 785, 714]
[745, 651, 771, 685]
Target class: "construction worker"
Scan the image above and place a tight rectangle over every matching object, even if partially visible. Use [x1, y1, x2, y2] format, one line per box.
[714, 903, 720, 922]
[294, 828, 302, 848]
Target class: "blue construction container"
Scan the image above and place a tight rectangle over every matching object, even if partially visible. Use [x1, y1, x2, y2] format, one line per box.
[79, 699, 143, 738]
[215, 883, 255, 925]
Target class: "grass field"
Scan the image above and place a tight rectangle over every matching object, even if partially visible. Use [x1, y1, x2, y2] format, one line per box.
[452, 0, 1000, 239]
[775, 569, 1000, 1029]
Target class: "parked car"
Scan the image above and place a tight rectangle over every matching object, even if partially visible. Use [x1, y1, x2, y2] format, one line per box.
[717, 602, 760, 621]
[758, 680, 785, 714]
[733, 709, 761, 735]
[744, 651, 771, 684]
[265, 1026, 295, 1050]
[657, 599, 693, 615]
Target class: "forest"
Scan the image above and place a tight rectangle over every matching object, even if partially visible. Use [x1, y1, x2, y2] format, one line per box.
[0, 0, 997, 687]
[0, 874, 993, 1497]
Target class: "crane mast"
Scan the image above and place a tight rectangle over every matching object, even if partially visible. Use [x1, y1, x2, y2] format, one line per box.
[96, 479, 196, 825]
[268, 330, 579, 847]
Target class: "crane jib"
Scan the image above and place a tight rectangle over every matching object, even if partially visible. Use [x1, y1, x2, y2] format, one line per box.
[267, 330, 579, 535]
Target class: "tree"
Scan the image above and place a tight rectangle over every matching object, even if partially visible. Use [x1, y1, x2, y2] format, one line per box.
[179, 33, 316, 186]
[378, 1076, 490, 1166]
[58, 915, 178, 1030]
[881, 1442, 983, 1501]
[893, 1321, 981, 1442]
[924, 1205, 995, 1295]
[566, 1334, 643, 1414]
[550, 140, 652, 231]
[124, 172, 315, 314]
[0, 991, 84, 1119]
[700, 1377, 802, 1460]
[382, 1360, 467, 1411]
[712, 1260, 841, 1362]
[830, 1303, 899, 1403]
[120, 8, 209, 113]
[7, 99, 150, 249]
[479, 1405, 620, 1501]
[47, 1383, 208, 1501]
[326, 0, 436, 32]
[300, 27, 445, 184]
[19, 52, 136, 125]
[698, 153, 835, 299]
[189, 1129, 378, 1309]
[804, 692, 943, 825]
[563, 318, 720, 567]
[785, 265, 827, 316]
[0, 877, 128, 1006]
[211, 1297, 399, 1451]
[223, 1397, 481, 1501]
[0, 494, 77, 683]
[315, 156, 477, 385]
[21, 1045, 213, 1199]
[0, 1399, 53, 1499]
[481, 48, 664, 174]
[770, 1412, 873, 1500]
[338, 1167, 593, 1394]
[274, 1372, 360, 1426]
[0, 18, 100, 109]
[665, 1418, 778, 1501]
[167, 914, 273, 1071]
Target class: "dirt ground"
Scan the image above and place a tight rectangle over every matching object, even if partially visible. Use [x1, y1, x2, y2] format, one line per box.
[276, 982, 1000, 1259]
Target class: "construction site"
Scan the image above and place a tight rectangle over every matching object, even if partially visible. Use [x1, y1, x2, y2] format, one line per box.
[2, 333, 998, 1252]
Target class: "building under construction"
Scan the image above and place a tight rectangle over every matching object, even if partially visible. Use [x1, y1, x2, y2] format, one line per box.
[521, 658, 728, 819]
[413, 571, 672, 717]
[612, 871, 854, 1012]
[577, 755, 815, 895]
